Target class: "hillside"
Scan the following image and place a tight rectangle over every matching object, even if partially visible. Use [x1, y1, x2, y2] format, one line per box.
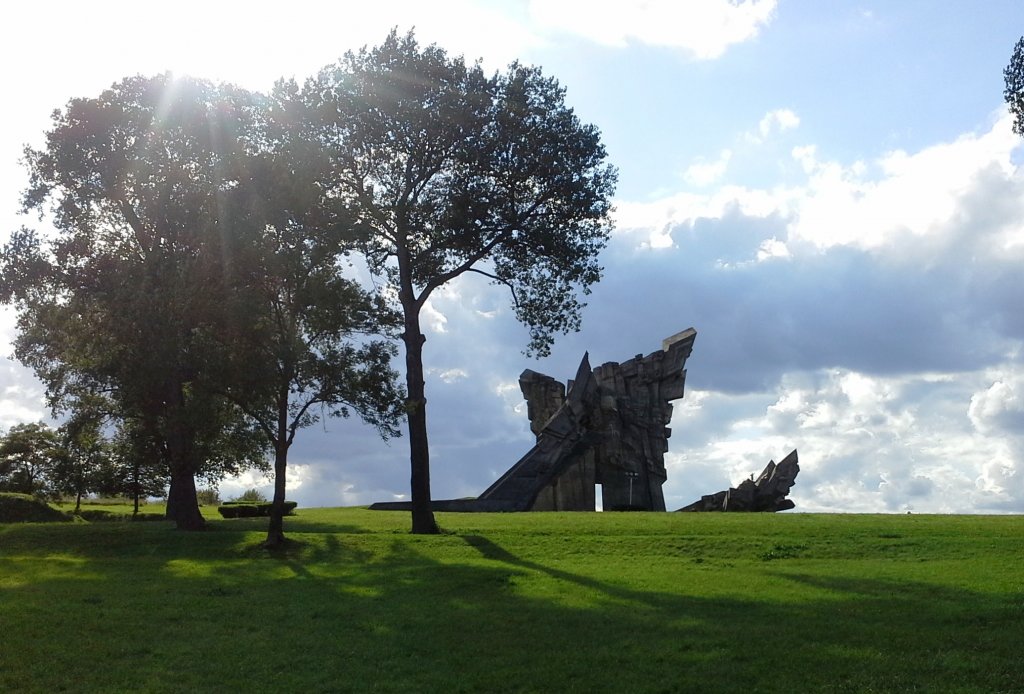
[1, 509, 1021, 692]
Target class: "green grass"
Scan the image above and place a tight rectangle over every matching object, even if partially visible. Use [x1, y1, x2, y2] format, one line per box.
[53, 501, 224, 521]
[1, 510, 1022, 693]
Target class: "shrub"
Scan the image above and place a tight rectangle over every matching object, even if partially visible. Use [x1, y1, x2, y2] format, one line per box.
[77, 509, 117, 521]
[80, 496, 147, 506]
[196, 488, 221, 506]
[217, 501, 298, 519]
[129, 512, 168, 522]
[232, 488, 268, 503]
[0, 492, 74, 523]
[74, 509, 167, 522]
[218, 503, 259, 519]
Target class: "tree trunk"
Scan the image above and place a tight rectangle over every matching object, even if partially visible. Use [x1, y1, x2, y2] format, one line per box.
[396, 235, 439, 535]
[166, 465, 205, 530]
[163, 387, 205, 531]
[132, 460, 140, 515]
[403, 319, 439, 534]
[264, 438, 288, 552]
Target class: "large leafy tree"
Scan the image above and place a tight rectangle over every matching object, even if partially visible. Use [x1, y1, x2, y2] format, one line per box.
[206, 88, 404, 547]
[303, 31, 617, 532]
[1, 75, 269, 529]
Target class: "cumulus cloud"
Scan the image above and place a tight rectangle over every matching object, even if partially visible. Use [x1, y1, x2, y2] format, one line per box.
[1, 1, 544, 99]
[969, 376, 1024, 435]
[747, 108, 800, 143]
[684, 149, 733, 186]
[789, 114, 1022, 250]
[0, 379, 47, 430]
[428, 368, 470, 384]
[529, 0, 777, 59]
[0, 309, 48, 431]
[664, 367, 1024, 513]
[620, 112, 1024, 253]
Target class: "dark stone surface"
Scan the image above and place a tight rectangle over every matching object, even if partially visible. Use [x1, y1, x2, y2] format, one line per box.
[676, 449, 800, 512]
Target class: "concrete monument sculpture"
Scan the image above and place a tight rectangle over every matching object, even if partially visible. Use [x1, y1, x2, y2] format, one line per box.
[370, 328, 697, 512]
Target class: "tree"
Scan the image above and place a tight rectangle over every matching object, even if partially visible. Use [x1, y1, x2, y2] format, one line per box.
[303, 31, 617, 532]
[0, 422, 60, 496]
[1006, 36, 1024, 135]
[1, 74, 269, 529]
[101, 422, 169, 514]
[205, 89, 404, 547]
[53, 410, 111, 512]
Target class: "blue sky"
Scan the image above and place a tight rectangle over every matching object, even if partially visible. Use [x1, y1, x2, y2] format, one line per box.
[3, 1, 1024, 512]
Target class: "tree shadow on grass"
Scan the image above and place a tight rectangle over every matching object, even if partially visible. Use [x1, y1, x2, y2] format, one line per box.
[1, 527, 1022, 693]
[205, 515, 377, 536]
[458, 534, 1024, 693]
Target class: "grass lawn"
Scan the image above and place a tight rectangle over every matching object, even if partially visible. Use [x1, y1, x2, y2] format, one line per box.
[52, 500, 225, 521]
[1, 509, 1022, 693]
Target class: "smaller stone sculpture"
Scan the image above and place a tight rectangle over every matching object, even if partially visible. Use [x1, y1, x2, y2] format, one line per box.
[677, 449, 799, 512]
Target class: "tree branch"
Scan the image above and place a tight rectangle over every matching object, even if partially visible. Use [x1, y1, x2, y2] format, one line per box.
[465, 267, 520, 308]
[416, 228, 512, 307]
[112, 193, 155, 255]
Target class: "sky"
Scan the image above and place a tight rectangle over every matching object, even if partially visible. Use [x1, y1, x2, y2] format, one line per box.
[3, 0, 1024, 513]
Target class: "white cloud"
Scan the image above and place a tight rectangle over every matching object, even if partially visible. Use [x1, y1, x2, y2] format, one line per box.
[789, 112, 1022, 249]
[613, 185, 794, 247]
[761, 108, 800, 135]
[747, 108, 800, 143]
[663, 367, 1024, 513]
[755, 237, 790, 261]
[969, 377, 1024, 435]
[420, 298, 449, 334]
[0, 1, 542, 97]
[0, 309, 48, 429]
[684, 149, 733, 186]
[529, 0, 777, 59]
[0, 392, 47, 430]
[428, 368, 469, 384]
[558, 111, 1024, 513]
[615, 110, 1024, 256]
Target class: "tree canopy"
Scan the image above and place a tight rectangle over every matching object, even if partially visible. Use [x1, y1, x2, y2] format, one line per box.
[0, 422, 61, 496]
[2, 74, 269, 529]
[1006, 36, 1024, 136]
[2, 72, 405, 536]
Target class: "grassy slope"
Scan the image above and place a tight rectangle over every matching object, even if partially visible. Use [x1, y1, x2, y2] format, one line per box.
[1, 509, 1021, 693]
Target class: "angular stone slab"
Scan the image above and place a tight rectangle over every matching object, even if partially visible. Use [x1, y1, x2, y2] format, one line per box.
[677, 449, 800, 512]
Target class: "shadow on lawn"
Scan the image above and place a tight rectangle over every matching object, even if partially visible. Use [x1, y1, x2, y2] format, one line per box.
[1, 527, 1022, 693]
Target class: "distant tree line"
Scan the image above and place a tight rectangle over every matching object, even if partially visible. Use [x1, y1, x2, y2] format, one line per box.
[0, 29, 616, 541]
[0, 421, 165, 513]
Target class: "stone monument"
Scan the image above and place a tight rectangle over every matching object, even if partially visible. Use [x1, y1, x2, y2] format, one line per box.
[676, 449, 800, 512]
[370, 328, 697, 512]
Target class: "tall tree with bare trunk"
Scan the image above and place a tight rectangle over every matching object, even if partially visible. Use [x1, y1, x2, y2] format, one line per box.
[302, 31, 617, 533]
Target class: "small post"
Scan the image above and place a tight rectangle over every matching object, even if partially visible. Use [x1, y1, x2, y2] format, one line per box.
[625, 471, 640, 508]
